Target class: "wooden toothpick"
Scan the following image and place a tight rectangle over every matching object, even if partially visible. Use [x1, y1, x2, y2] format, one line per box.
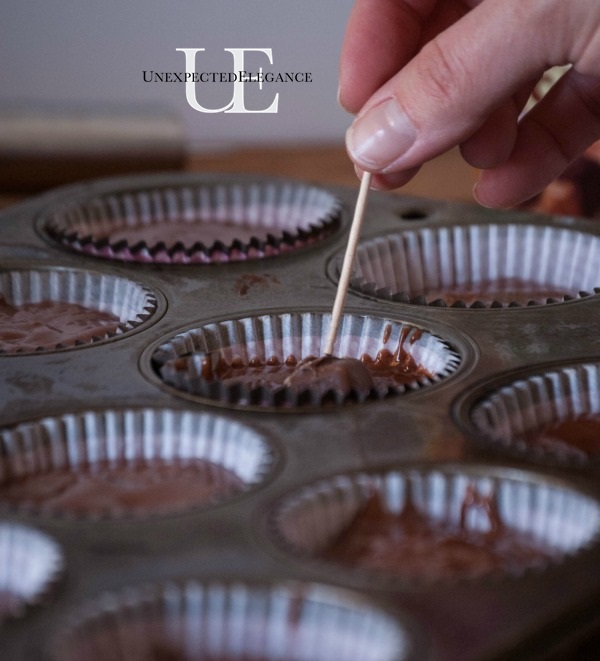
[323, 171, 372, 356]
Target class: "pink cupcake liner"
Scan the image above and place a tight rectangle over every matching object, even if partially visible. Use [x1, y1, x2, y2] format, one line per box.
[42, 179, 342, 264]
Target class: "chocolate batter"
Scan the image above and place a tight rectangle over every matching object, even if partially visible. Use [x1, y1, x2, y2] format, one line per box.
[323, 487, 556, 579]
[0, 459, 245, 515]
[522, 415, 600, 459]
[0, 296, 121, 353]
[414, 278, 577, 306]
[169, 327, 433, 398]
[283, 355, 375, 394]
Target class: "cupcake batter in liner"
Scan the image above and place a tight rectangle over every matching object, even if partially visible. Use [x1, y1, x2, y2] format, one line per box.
[151, 312, 460, 409]
[41, 179, 342, 264]
[468, 361, 600, 465]
[51, 580, 417, 661]
[0, 268, 157, 354]
[0, 408, 274, 518]
[270, 466, 600, 585]
[0, 523, 64, 621]
[348, 224, 600, 308]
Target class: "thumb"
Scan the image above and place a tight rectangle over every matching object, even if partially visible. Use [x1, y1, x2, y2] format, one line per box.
[345, 0, 563, 175]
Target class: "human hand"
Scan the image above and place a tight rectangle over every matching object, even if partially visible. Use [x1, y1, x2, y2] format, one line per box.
[339, 0, 600, 207]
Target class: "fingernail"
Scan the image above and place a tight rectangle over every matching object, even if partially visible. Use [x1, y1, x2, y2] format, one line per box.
[346, 97, 416, 170]
[472, 181, 490, 207]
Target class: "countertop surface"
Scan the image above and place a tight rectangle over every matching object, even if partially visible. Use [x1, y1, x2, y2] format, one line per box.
[0, 143, 477, 212]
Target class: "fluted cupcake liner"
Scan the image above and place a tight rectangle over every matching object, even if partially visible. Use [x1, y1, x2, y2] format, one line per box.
[41, 179, 342, 264]
[0, 522, 64, 622]
[0, 268, 157, 354]
[349, 223, 600, 308]
[0, 408, 273, 518]
[152, 312, 460, 409]
[469, 361, 600, 465]
[51, 580, 416, 661]
[270, 465, 600, 585]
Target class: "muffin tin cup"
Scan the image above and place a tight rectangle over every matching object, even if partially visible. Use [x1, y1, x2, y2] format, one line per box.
[0, 408, 275, 519]
[51, 580, 417, 661]
[0, 268, 158, 354]
[467, 361, 600, 466]
[151, 312, 461, 409]
[269, 465, 600, 587]
[349, 223, 600, 308]
[0, 523, 64, 622]
[41, 178, 343, 264]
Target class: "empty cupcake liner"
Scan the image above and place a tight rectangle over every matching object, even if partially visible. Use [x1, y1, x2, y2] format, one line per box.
[0, 522, 64, 622]
[0, 268, 158, 354]
[468, 361, 600, 465]
[0, 408, 274, 518]
[270, 465, 600, 585]
[151, 312, 460, 409]
[41, 179, 342, 264]
[348, 223, 600, 308]
[51, 580, 415, 661]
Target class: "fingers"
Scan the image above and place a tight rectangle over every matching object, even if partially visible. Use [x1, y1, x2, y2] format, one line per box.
[475, 69, 600, 207]
[345, 0, 559, 176]
[459, 101, 519, 169]
[338, 0, 439, 114]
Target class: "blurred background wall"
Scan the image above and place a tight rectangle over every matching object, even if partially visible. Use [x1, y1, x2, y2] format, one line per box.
[0, 1, 355, 151]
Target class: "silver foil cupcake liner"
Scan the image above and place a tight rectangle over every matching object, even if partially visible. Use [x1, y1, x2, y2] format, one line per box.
[0, 522, 64, 622]
[0, 268, 157, 354]
[41, 179, 342, 264]
[0, 408, 274, 518]
[270, 465, 600, 585]
[151, 312, 460, 409]
[52, 580, 416, 661]
[468, 361, 600, 465]
[349, 223, 600, 308]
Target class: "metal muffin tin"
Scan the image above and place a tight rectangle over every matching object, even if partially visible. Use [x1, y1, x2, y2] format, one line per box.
[1, 171, 599, 660]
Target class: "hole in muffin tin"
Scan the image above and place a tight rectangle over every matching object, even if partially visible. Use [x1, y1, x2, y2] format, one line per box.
[397, 208, 429, 221]
[0, 268, 158, 355]
[150, 312, 460, 410]
[0, 408, 275, 518]
[348, 223, 600, 308]
[467, 361, 600, 465]
[39, 178, 342, 264]
[270, 465, 600, 585]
